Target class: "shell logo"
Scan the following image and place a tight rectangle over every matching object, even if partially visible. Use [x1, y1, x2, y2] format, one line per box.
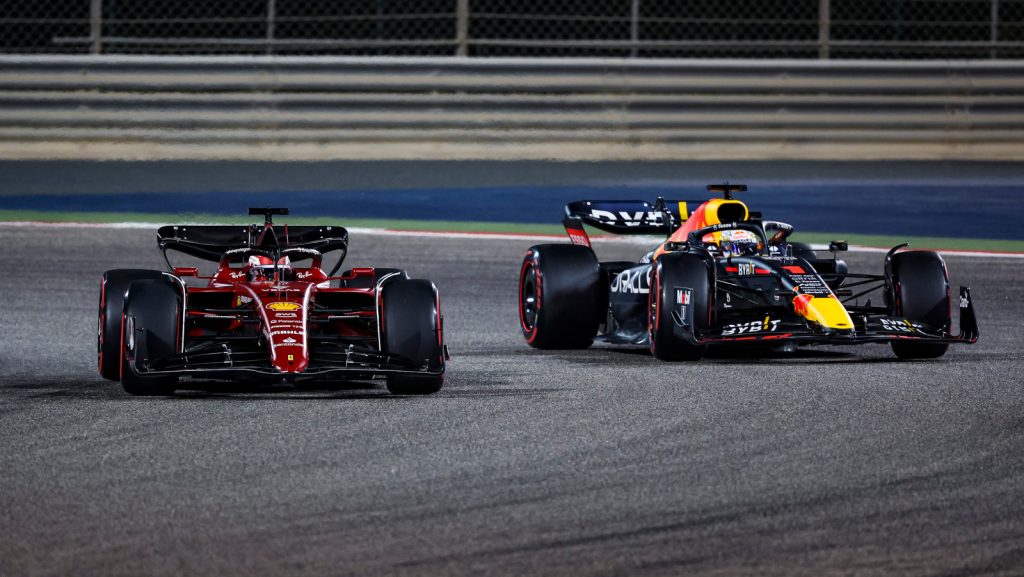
[266, 302, 301, 311]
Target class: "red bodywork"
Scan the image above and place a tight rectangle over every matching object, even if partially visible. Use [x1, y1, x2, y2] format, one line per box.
[102, 212, 445, 393]
[179, 260, 380, 376]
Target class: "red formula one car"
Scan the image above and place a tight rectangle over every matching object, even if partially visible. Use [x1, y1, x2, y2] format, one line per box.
[98, 208, 446, 396]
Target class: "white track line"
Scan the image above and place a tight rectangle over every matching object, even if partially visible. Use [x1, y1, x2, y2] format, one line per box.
[3, 220, 1023, 259]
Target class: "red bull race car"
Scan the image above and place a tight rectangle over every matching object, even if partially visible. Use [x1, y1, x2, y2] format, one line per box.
[98, 208, 446, 395]
[518, 184, 978, 361]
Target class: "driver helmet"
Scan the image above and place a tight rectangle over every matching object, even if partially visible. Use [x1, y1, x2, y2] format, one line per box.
[247, 255, 291, 281]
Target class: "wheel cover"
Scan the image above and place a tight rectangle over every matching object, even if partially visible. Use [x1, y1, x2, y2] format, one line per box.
[648, 266, 659, 343]
[520, 265, 539, 332]
[125, 316, 135, 352]
[97, 285, 105, 359]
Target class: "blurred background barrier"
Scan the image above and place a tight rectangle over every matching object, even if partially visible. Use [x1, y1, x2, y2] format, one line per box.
[0, 56, 1022, 160]
[1, 1, 1023, 160]
[3, 0, 1023, 59]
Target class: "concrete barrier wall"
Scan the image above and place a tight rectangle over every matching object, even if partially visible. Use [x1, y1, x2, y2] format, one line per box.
[1, 55, 1022, 160]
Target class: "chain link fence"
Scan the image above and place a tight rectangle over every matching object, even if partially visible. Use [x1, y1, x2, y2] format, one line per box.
[2, 0, 1023, 58]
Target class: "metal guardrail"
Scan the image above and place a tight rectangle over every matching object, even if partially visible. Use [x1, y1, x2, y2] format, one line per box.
[10, 0, 1024, 60]
[0, 55, 1022, 160]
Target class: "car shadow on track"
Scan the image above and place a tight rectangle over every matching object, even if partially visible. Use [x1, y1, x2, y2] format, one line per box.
[597, 345, 956, 365]
[173, 384, 565, 400]
[6, 376, 566, 401]
[504, 345, 888, 368]
[172, 373, 564, 400]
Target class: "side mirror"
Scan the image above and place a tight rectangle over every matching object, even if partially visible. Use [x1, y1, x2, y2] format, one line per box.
[829, 240, 849, 252]
[173, 267, 199, 277]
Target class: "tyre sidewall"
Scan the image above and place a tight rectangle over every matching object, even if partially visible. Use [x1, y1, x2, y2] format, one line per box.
[649, 253, 712, 361]
[98, 269, 165, 380]
[381, 279, 444, 394]
[518, 244, 600, 349]
[889, 250, 951, 331]
[121, 278, 182, 395]
[888, 250, 951, 359]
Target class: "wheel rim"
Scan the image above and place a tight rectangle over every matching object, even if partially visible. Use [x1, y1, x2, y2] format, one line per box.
[98, 284, 105, 357]
[520, 265, 539, 332]
[125, 316, 135, 352]
[648, 266, 658, 341]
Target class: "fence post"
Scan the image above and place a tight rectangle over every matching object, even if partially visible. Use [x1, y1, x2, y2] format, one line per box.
[89, 0, 103, 54]
[266, 0, 276, 55]
[630, 0, 640, 58]
[818, 0, 830, 59]
[456, 0, 469, 56]
[991, 0, 999, 59]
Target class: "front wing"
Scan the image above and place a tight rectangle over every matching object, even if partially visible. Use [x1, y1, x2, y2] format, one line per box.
[692, 286, 979, 347]
[126, 340, 443, 381]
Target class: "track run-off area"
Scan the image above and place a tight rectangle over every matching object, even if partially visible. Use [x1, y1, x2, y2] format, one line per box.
[2, 160, 1024, 252]
[2, 222, 1023, 576]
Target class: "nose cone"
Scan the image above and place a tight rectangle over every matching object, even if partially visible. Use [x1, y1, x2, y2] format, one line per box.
[271, 343, 308, 373]
[264, 301, 308, 373]
[793, 294, 854, 331]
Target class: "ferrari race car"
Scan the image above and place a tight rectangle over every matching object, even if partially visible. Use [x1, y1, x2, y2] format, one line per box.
[98, 208, 446, 395]
[518, 184, 978, 361]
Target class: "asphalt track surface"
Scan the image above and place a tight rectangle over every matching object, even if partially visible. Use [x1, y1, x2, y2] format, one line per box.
[2, 225, 1024, 576]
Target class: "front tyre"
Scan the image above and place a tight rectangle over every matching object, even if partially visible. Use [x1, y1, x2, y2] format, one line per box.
[121, 279, 181, 396]
[519, 244, 601, 349]
[649, 253, 713, 361]
[888, 250, 950, 359]
[381, 279, 445, 395]
[98, 269, 165, 380]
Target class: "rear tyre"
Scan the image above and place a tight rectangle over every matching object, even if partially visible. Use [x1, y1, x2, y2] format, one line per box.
[790, 242, 847, 290]
[98, 269, 165, 380]
[888, 250, 950, 359]
[519, 244, 601, 349]
[649, 253, 713, 361]
[789, 242, 818, 262]
[121, 279, 181, 396]
[381, 279, 445, 395]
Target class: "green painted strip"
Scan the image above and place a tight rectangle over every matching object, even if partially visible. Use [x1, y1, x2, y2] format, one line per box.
[2, 209, 1023, 253]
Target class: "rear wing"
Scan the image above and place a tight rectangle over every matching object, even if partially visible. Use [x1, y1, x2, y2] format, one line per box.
[564, 200, 689, 235]
[158, 224, 349, 263]
[562, 199, 701, 247]
[563, 184, 758, 246]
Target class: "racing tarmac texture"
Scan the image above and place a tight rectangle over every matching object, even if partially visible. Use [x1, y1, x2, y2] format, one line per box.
[2, 225, 1023, 576]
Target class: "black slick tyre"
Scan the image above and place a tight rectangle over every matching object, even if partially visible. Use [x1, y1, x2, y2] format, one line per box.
[121, 279, 181, 396]
[380, 279, 445, 395]
[649, 253, 712, 361]
[518, 244, 601, 349]
[98, 269, 165, 380]
[888, 250, 950, 359]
